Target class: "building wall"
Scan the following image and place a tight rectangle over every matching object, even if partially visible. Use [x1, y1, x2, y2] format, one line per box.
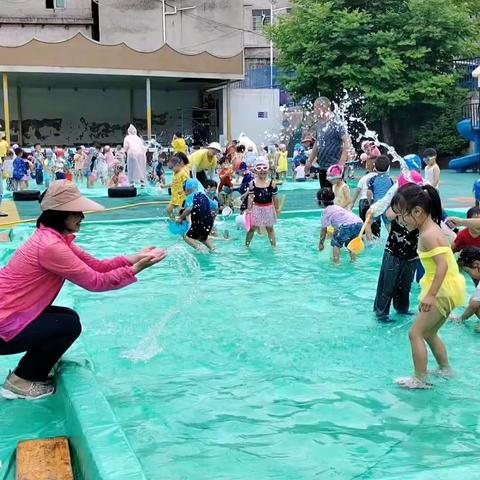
[98, 0, 243, 56]
[0, 0, 93, 46]
[230, 88, 282, 147]
[243, 0, 290, 53]
[0, 86, 205, 146]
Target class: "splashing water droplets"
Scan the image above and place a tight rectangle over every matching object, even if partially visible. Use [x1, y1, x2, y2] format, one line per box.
[121, 244, 201, 362]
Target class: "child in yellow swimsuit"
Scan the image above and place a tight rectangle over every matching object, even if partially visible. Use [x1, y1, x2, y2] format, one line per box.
[277, 144, 288, 180]
[391, 182, 466, 389]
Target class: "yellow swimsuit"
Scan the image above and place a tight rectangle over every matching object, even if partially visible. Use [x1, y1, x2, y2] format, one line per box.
[277, 151, 288, 173]
[418, 246, 466, 316]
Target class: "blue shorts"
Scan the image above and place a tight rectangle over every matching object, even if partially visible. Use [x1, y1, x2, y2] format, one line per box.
[331, 223, 362, 248]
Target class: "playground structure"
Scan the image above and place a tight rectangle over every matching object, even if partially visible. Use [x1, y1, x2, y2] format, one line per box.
[448, 116, 480, 172]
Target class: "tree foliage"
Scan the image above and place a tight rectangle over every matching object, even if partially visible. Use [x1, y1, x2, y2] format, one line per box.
[268, 0, 479, 121]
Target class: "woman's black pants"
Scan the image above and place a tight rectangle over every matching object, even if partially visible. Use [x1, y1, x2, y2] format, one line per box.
[0, 306, 82, 382]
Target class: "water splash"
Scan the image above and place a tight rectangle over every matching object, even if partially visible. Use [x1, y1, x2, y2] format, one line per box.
[122, 244, 201, 362]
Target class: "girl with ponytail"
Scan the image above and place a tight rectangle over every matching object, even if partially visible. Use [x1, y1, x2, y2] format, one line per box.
[389, 183, 466, 389]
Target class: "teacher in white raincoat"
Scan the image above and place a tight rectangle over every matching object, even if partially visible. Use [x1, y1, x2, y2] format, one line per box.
[123, 124, 147, 186]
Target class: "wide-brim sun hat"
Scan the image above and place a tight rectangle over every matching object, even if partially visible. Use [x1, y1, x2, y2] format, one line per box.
[40, 180, 104, 212]
[207, 142, 222, 152]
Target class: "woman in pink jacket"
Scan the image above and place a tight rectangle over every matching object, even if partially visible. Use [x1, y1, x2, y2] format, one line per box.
[0, 180, 167, 400]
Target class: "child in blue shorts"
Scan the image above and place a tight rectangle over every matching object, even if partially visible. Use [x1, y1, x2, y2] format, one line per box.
[367, 155, 393, 237]
[317, 188, 363, 264]
[473, 179, 480, 207]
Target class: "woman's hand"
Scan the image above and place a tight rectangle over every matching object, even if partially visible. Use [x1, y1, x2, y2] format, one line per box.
[419, 295, 435, 313]
[127, 246, 159, 264]
[132, 250, 168, 274]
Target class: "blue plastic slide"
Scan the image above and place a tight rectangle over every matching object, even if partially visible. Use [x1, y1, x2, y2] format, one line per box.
[448, 119, 480, 172]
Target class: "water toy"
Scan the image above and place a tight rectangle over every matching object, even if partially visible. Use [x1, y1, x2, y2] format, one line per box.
[347, 214, 371, 255]
[168, 220, 189, 235]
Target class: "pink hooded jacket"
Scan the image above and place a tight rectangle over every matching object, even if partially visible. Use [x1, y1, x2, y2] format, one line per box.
[0, 225, 137, 341]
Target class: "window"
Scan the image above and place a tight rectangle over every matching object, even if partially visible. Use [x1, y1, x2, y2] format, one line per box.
[46, 0, 65, 9]
[252, 9, 271, 31]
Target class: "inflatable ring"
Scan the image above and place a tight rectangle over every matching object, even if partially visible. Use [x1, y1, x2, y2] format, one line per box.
[13, 190, 41, 201]
[108, 186, 137, 198]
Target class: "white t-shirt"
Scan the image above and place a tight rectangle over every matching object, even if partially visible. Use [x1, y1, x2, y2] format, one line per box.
[294, 164, 306, 180]
[357, 172, 376, 200]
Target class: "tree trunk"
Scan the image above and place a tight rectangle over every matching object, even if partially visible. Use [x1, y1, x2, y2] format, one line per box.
[381, 117, 394, 146]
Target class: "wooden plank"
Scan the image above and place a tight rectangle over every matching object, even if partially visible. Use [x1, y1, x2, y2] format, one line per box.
[16, 437, 74, 480]
[0, 200, 20, 228]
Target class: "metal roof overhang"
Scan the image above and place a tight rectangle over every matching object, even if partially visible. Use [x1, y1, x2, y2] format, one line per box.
[0, 33, 244, 82]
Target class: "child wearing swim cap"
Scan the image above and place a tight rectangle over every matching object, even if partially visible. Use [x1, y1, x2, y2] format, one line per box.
[176, 178, 217, 251]
[245, 157, 279, 248]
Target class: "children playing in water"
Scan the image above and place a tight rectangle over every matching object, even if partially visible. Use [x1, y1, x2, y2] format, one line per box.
[317, 188, 363, 264]
[327, 164, 350, 208]
[423, 148, 440, 189]
[453, 247, 480, 331]
[373, 173, 420, 322]
[176, 179, 216, 251]
[166, 155, 190, 219]
[245, 157, 279, 248]
[449, 207, 480, 253]
[391, 183, 466, 389]
[108, 165, 128, 188]
[276, 144, 288, 181]
[367, 155, 393, 238]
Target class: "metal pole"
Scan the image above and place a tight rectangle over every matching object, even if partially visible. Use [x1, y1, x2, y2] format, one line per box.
[162, 0, 167, 44]
[2, 73, 10, 145]
[17, 85, 23, 145]
[226, 82, 232, 142]
[270, 3, 274, 88]
[146, 78, 152, 141]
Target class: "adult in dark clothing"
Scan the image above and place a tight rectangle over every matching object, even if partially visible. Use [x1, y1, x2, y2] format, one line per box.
[305, 97, 350, 188]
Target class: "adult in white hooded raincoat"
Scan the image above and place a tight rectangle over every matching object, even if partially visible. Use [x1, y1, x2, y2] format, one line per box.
[123, 124, 147, 185]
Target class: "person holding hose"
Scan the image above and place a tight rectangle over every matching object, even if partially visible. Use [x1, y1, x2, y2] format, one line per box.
[0, 180, 167, 400]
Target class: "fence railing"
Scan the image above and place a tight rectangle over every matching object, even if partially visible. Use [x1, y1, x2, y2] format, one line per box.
[462, 101, 480, 129]
[455, 57, 480, 91]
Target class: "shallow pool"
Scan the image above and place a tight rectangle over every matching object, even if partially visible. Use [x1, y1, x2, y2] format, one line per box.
[12, 215, 480, 479]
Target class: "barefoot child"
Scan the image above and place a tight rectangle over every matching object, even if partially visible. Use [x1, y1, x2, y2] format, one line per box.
[176, 179, 215, 251]
[245, 157, 279, 248]
[423, 148, 440, 189]
[326, 164, 350, 208]
[166, 155, 190, 219]
[391, 183, 466, 389]
[451, 247, 480, 332]
[317, 188, 363, 264]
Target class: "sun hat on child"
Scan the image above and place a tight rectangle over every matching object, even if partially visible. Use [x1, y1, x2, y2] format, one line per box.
[40, 180, 104, 212]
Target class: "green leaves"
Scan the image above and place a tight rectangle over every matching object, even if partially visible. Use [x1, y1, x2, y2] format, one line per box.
[268, 0, 480, 121]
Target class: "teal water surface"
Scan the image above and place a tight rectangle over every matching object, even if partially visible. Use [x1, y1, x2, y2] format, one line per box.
[9, 216, 480, 479]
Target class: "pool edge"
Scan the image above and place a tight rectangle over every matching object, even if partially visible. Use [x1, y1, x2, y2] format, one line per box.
[59, 342, 147, 480]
